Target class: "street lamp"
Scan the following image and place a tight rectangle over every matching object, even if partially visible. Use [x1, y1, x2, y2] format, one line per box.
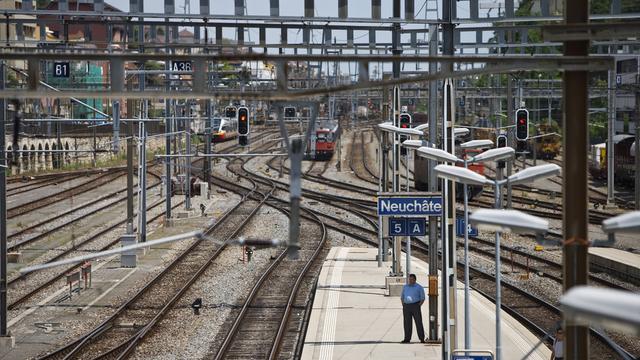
[601, 211, 640, 234]
[416, 141, 506, 351]
[560, 286, 640, 338]
[566, 211, 640, 339]
[377, 123, 424, 277]
[436, 163, 560, 360]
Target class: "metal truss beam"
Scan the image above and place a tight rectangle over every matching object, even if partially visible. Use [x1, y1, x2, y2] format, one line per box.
[0, 51, 613, 64]
[3, 9, 639, 25]
[0, 57, 611, 101]
[2, 9, 441, 25]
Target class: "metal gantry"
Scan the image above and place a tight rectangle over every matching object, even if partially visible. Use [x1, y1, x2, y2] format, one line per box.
[0, 0, 638, 358]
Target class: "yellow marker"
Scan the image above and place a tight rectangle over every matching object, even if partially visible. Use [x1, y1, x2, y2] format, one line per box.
[534, 245, 544, 251]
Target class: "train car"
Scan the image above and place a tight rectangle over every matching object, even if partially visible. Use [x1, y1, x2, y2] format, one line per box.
[526, 122, 561, 160]
[589, 134, 636, 186]
[211, 118, 238, 142]
[455, 148, 485, 201]
[308, 123, 340, 161]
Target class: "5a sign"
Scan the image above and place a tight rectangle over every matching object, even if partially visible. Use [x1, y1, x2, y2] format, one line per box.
[388, 218, 426, 237]
[53, 62, 70, 78]
[171, 61, 193, 72]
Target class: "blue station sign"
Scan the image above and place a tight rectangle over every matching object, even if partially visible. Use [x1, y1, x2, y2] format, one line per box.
[456, 218, 479, 237]
[377, 193, 443, 217]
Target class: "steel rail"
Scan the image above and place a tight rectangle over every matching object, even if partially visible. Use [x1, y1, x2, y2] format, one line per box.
[110, 176, 277, 359]
[38, 176, 264, 360]
[7, 170, 162, 252]
[269, 208, 327, 359]
[8, 196, 180, 311]
[6, 169, 125, 219]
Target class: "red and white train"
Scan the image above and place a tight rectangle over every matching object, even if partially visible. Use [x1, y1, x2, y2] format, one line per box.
[307, 124, 340, 161]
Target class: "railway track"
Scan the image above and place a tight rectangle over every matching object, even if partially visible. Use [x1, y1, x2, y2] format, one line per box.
[7, 172, 86, 196]
[211, 173, 327, 360]
[38, 162, 275, 360]
[462, 235, 632, 291]
[7, 169, 126, 219]
[8, 195, 180, 311]
[7, 170, 162, 252]
[220, 138, 636, 358]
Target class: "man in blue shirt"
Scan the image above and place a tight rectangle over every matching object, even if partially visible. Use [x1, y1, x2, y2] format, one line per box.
[400, 274, 426, 343]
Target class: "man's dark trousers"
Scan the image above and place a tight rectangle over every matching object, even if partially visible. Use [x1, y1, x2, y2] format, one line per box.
[402, 302, 425, 341]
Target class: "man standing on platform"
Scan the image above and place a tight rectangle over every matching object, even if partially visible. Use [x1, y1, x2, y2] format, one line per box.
[400, 274, 426, 343]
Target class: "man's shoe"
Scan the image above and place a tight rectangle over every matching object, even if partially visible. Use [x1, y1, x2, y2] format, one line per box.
[420, 339, 426, 343]
[401, 340, 410, 343]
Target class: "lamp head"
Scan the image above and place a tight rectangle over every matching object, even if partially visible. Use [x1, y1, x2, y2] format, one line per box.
[416, 147, 461, 163]
[434, 164, 489, 186]
[507, 163, 561, 185]
[469, 209, 549, 235]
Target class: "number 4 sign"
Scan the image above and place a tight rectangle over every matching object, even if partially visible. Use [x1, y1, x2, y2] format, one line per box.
[456, 218, 479, 237]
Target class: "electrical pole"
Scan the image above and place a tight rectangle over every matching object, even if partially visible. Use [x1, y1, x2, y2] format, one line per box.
[635, 89, 640, 210]
[442, 0, 458, 354]
[126, 94, 134, 234]
[607, 68, 616, 205]
[507, 74, 514, 208]
[138, 118, 147, 242]
[562, 0, 590, 358]
[392, 0, 403, 278]
[427, 23, 439, 343]
[203, 26, 211, 199]
[164, 23, 172, 223]
[185, 118, 191, 210]
[0, 61, 9, 341]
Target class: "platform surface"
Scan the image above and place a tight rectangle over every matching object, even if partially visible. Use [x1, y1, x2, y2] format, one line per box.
[589, 247, 640, 269]
[302, 247, 551, 360]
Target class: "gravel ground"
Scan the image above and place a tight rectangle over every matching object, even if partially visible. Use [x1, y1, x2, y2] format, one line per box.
[7, 190, 170, 309]
[9, 190, 242, 360]
[129, 205, 287, 359]
[459, 235, 640, 358]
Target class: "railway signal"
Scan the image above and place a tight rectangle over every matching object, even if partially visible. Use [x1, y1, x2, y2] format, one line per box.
[515, 109, 529, 141]
[284, 106, 296, 118]
[496, 134, 507, 148]
[225, 106, 237, 119]
[399, 113, 412, 155]
[496, 134, 508, 168]
[238, 106, 249, 146]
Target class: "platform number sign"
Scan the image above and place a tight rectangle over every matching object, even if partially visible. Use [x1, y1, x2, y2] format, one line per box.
[389, 218, 407, 236]
[456, 218, 478, 237]
[53, 62, 70, 78]
[388, 218, 426, 236]
[171, 61, 193, 72]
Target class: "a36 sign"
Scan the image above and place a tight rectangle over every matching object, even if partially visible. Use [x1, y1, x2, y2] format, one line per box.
[171, 61, 193, 72]
[53, 62, 70, 78]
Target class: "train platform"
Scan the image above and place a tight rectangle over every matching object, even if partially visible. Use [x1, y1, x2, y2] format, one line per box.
[589, 247, 640, 285]
[301, 247, 551, 360]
